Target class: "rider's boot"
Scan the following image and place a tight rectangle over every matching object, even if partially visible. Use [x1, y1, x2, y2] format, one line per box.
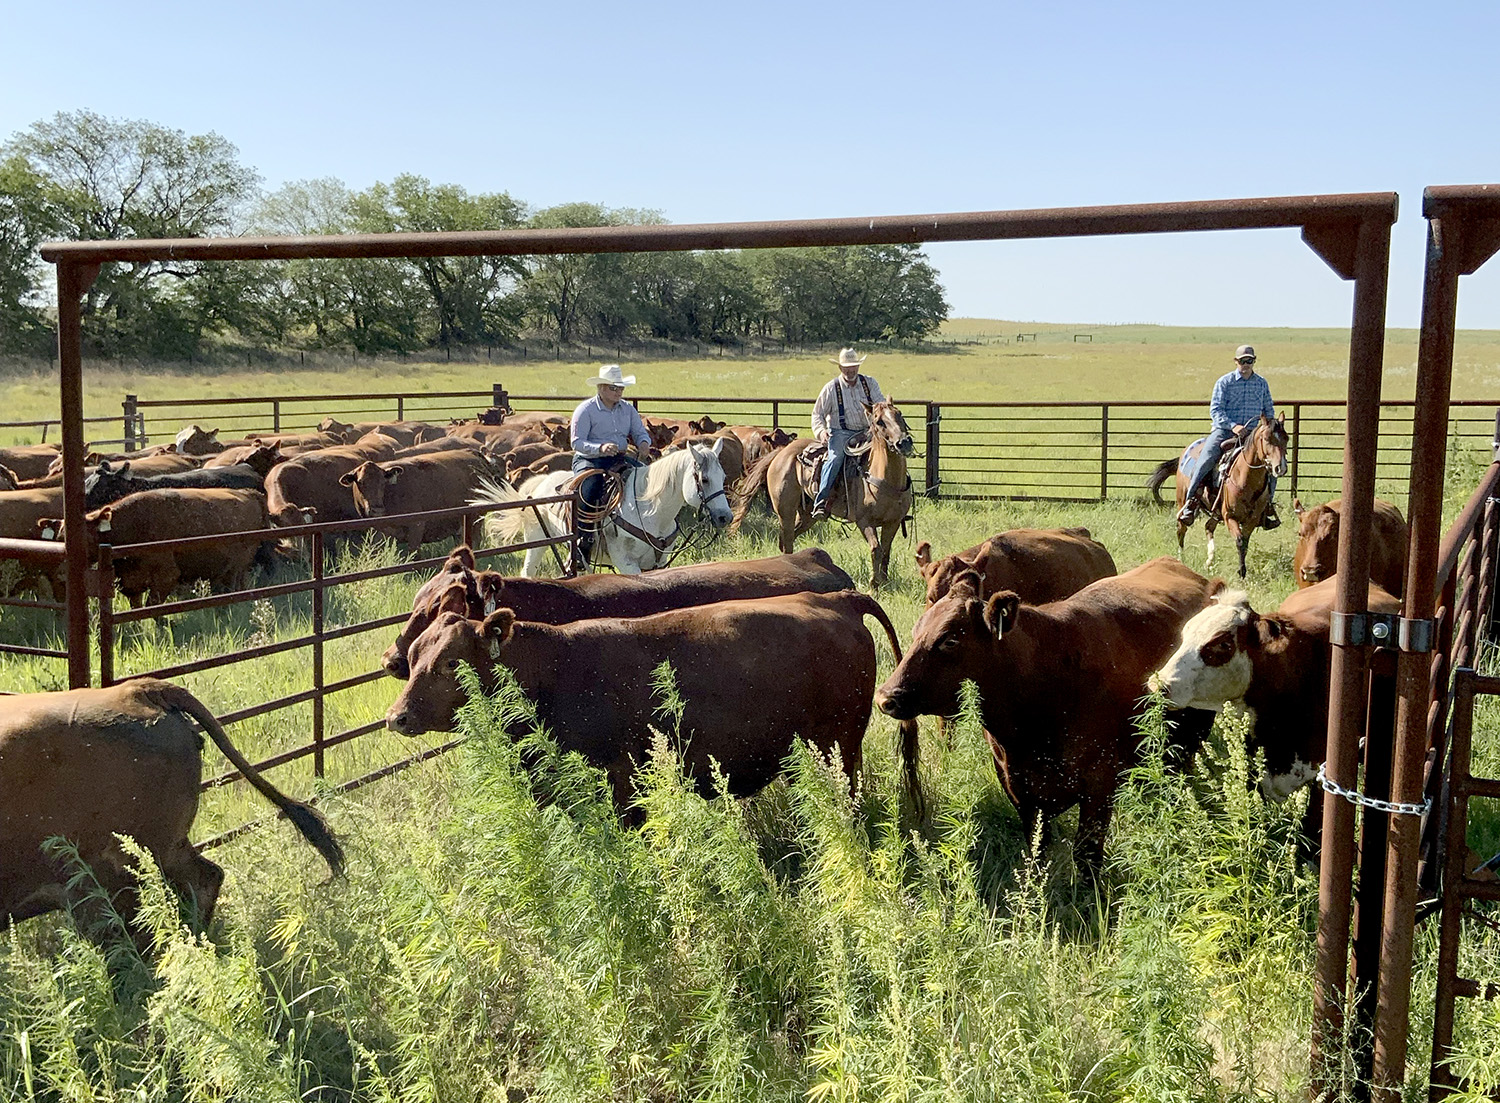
[1261, 502, 1282, 530]
[1176, 502, 1197, 526]
[809, 496, 830, 522]
[571, 531, 594, 575]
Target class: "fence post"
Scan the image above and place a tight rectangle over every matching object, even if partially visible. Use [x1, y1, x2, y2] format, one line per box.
[397, 396, 405, 421]
[462, 510, 476, 549]
[272, 399, 282, 434]
[97, 545, 115, 687]
[771, 400, 780, 430]
[925, 403, 941, 499]
[1099, 404, 1110, 502]
[122, 395, 138, 452]
[1290, 403, 1301, 498]
[311, 530, 325, 779]
[492, 382, 510, 413]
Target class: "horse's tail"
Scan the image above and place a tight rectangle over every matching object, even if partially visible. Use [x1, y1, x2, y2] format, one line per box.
[1146, 458, 1179, 505]
[471, 476, 530, 547]
[731, 449, 777, 531]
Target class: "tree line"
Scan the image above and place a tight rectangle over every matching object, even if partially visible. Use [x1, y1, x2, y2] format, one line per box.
[0, 112, 950, 360]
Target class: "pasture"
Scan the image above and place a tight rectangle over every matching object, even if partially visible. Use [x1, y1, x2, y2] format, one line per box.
[2, 326, 1500, 1100]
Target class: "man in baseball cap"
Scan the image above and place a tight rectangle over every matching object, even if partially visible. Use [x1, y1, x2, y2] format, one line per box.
[1177, 345, 1282, 529]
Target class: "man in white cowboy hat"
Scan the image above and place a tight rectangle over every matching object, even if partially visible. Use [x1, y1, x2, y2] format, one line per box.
[809, 347, 887, 521]
[569, 364, 653, 572]
[1178, 344, 1281, 529]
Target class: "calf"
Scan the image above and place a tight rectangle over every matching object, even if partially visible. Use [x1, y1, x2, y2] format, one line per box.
[382, 545, 855, 678]
[876, 556, 1221, 867]
[1292, 497, 1408, 596]
[1152, 576, 1401, 809]
[84, 457, 268, 509]
[2, 679, 341, 935]
[42, 488, 270, 606]
[387, 589, 914, 811]
[915, 527, 1117, 605]
[340, 451, 497, 553]
[264, 433, 399, 526]
[0, 444, 61, 482]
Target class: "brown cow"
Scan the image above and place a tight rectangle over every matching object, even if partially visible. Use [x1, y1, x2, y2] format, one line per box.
[340, 451, 498, 554]
[387, 589, 915, 811]
[1, 679, 342, 934]
[1292, 497, 1408, 596]
[689, 415, 726, 435]
[502, 451, 572, 487]
[32, 452, 203, 489]
[206, 441, 284, 468]
[642, 418, 686, 451]
[731, 425, 797, 469]
[667, 430, 745, 485]
[0, 444, 61, 481]
[249, 429, 353, 450]
[915, 528, 1118, 606]
[875, 556, 1222, 867]
[382, 545, 855, 679]
[264, 432, 399, 526]
[41, 488, 270, 606]
[393, 436, 481, 458]
[0, 487, 67, 597]
[174, 425, 227, 455]
[1152, 576, 1401, 809]
[446, 422, 551, 449]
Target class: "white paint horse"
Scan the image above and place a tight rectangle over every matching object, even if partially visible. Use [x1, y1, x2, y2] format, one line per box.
[477, 442, 734, 577]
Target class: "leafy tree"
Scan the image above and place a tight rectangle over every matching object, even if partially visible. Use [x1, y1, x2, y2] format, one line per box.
[752, 244, 949, 344]
[4, 110, 260, 357]
[0, 154, 61, 352]
[351, 175, 527, 348]
[522, 203, 663, 345]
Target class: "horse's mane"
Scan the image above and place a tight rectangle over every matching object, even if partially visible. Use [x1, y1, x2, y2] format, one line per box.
[640, 445, 699, 498]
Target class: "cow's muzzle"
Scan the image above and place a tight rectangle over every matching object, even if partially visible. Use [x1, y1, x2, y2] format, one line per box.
[876, 688, 918, 721]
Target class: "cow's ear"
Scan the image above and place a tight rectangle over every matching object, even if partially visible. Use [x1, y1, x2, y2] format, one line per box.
[1255, 615, 1283, 646]
[449, 545, 477, 571]
[436, 583, 469, 618]
[915, 541, 932, 569]
[481, 609, 516, 657]
[1206, 578, 1228, 600]
[1293, 497, 1305, 517]
[984, 591, 1021, 640]
[209, 428, 219, 440]
[338, 471, 357, 486]
[384, 465, 405, 483]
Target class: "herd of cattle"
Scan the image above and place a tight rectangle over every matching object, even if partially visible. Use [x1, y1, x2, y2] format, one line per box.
[0, 403, 1415, 935]
[0, 409, 792, 605]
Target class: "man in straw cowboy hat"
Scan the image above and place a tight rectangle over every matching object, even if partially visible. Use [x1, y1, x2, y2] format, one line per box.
[809, 347, 887, 521]
[569, 364, 653, 572]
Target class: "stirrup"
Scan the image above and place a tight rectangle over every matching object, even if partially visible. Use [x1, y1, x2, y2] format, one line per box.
[1261, 507, 1282, 531]
[1176, 504, 1197, 525]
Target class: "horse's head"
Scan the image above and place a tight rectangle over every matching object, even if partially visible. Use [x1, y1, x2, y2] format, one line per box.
[686, 441, 734, 528]
[863, 400, 915, 458]
[1254, 413, 1289, 478]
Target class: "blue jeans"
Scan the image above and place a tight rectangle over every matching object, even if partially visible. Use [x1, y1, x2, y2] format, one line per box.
[812, 430, 857, 511]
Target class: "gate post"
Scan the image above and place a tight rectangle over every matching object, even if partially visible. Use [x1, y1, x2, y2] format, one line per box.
[925, 403, 941, 499]
[1099, 403, 1109, 501]
[1289, 403, 1301, 498]
[123, 394, 138, 452]
[311, 529, 325, 779]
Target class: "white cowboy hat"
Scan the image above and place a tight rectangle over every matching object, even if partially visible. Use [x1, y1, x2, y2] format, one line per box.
[829, 348, 866, 368]
[586, 364, 636, 387]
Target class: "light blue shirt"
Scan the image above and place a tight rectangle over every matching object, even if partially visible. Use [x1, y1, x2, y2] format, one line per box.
[570, 394, 652, 458]
[1209, 370, 1275, 432]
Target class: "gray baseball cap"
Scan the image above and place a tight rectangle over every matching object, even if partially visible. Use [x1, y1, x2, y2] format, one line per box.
[1235, 345, 1256, 360]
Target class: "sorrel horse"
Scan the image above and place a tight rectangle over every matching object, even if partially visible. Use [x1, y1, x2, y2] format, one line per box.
[732, 400, 915, 588]
[1148, 412, 1289, 578]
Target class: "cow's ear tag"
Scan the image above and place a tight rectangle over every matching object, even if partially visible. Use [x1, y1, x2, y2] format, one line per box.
[41, 525, 55, 540]
[985, 592, 1021, 640]
[488, 636, 503, 659]
[98, 517, 111, 534]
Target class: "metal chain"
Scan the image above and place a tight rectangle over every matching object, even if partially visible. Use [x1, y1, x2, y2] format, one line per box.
[1316, 763, 1430, 817]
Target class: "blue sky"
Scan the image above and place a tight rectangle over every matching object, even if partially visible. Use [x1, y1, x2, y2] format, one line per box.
[5, 0, 1499, 328]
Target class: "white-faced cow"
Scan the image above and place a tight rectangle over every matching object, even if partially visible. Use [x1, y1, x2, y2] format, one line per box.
[2, 679, 342, 936]
[876, 556, 1222, 868]
[387, 589, 918, 813]
[1151, 576, 1401, 818]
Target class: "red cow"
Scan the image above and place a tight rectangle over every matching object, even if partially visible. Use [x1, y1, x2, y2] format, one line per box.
[1292, 497, 1409, 596]
[915, 527, 1118, 605]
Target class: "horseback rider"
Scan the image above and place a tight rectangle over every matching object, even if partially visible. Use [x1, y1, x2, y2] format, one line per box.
[569, 364, 652, 573]
[1178, 345, 1282, 529]
[810, 347, 887, 522]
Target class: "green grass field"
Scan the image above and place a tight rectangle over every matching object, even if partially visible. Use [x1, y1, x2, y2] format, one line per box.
[3, 322, 1500, 1100]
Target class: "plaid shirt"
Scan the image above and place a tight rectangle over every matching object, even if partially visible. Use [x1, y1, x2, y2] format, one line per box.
[1209, 370, 1275, 432]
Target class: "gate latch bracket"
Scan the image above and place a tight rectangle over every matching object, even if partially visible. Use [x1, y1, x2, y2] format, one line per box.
[1330, 610, 1398, 649]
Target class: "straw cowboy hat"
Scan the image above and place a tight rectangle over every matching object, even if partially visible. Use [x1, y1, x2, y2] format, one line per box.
[586, 364, 636, 387]
[829, 348, 867, 368]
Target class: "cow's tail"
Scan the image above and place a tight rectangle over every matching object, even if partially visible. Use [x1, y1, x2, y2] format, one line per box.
[843, 592, 925, 818]
[151, 681, 345, 877]
[1146, 458, 1179, 505]
[730, 450, 776, 531]
[470, 476, 529, 547]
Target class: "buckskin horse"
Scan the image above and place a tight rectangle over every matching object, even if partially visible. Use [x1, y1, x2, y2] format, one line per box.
[732, 399, 915, 589]
[1147, 412, 1288, 578]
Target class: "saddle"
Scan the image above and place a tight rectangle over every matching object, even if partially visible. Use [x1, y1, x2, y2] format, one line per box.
[795, 432, 872, 499]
